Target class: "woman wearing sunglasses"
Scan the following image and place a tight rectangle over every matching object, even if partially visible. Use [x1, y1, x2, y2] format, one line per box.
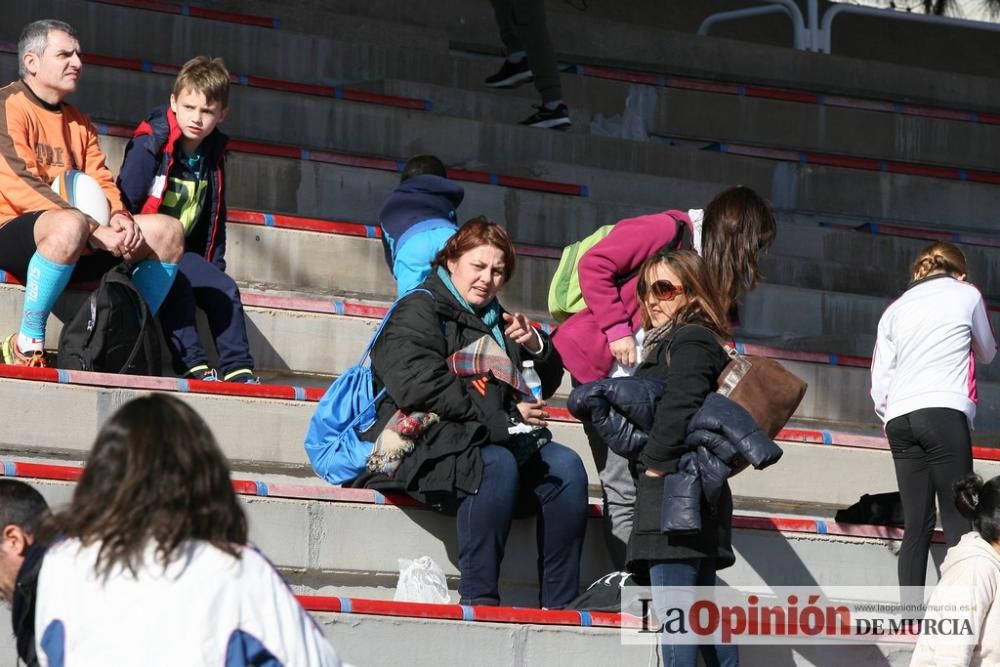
[628, 248, 738, 666]
[552, 186, 776, 569]
[871, 242, 996, 595]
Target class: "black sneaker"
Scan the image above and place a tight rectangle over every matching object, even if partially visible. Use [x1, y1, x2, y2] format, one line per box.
[520, 104, 572, 129]
[485, 59, 533, 88]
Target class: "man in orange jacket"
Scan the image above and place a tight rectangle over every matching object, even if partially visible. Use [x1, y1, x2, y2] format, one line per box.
[0, 19, 183, 367]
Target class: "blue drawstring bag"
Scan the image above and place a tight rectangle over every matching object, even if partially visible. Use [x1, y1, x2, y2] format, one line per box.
[304, 290, 430, 485]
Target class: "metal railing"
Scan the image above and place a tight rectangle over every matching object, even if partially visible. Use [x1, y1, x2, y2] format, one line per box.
[819, 3, 1000, 54]
[699, 1, 1000, 54]
[697, 0, 810, 50]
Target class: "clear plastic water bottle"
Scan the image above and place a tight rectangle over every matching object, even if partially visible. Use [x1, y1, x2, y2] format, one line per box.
[522, 360, 543, 402]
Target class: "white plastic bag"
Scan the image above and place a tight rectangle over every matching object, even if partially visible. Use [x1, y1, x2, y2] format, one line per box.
[393, 556, 450, 604]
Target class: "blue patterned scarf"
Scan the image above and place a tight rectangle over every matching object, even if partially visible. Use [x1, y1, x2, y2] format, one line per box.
[437, 266, 505, 349]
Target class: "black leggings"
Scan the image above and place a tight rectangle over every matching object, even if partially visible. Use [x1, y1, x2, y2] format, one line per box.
[887, 407, 972, 588]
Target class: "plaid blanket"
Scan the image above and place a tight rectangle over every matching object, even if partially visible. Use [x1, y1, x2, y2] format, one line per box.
[367, 336, 535, 475]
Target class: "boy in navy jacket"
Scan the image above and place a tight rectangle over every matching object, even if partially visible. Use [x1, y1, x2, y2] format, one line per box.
[378, 155, 464, 296]
[118, 56, 258, 383]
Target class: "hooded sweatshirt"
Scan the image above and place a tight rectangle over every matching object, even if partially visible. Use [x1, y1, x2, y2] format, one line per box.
[911, 531, 1000, 666]
[377, 174, 464, 269]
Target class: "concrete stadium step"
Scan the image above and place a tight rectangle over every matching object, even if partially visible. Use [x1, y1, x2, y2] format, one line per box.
[5, 460, 957, 597]
[95, 127, 1000, 255]
[311, 611, 911, 667]
[8, 40, 996, 233]
[219, 212, 1000, 320]
[4, 366, 1000, 510]
[199, 0, 1000, 113]
[63, 34, 988, 180]
[93, 136, 646, 252]
[6, 268, 1000, 424]
[361, 73, 1000, 173]
[72, 67, 1000, 233]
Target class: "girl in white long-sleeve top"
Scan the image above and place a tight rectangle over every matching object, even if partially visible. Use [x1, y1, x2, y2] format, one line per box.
[871, 241, 997, 592]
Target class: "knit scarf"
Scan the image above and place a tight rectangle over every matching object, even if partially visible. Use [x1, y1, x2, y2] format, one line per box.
[437, 266, 506, 349]
[640, 321, 677, 360]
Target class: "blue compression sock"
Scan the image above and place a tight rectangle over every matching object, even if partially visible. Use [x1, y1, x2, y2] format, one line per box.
[20, 251, 75, 345]
[130, 259, 178, 315]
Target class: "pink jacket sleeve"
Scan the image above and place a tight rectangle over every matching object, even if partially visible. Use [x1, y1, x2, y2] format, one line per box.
[577, 211, 688, 342]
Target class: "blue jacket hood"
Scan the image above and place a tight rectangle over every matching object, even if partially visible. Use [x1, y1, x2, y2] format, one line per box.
[378, 175, 464, 244]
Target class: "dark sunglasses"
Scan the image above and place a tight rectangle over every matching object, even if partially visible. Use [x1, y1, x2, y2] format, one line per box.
[638, 279, 685, 301]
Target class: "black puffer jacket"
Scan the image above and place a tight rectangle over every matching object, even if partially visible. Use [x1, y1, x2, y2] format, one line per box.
[567, 376, 666, 458]
[569, 382, 783, 532]
[662, 393, 782, 533]
[360, 271, 563, 505]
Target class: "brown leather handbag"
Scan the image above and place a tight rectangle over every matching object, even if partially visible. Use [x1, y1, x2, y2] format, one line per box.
[716, 344, 808, 438]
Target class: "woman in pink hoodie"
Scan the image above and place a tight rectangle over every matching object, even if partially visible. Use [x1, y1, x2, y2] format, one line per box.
[553, 185, 776, 568]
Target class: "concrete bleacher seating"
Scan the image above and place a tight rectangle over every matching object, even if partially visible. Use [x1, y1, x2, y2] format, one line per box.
[0, 0, 998, 664]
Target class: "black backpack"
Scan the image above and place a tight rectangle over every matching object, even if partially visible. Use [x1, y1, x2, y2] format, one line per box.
[57, 265, 162, 375]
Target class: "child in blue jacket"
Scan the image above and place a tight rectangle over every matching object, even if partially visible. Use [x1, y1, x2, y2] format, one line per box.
[379, 155, 464, 296]
[118, 56, 258, 383]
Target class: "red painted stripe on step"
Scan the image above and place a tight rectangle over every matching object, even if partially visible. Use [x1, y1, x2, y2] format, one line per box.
[775, 428, 827, 444]
[885, 162, 962, 180]
[338, 88, 428, 111]
[332, 597, 468, 621]
[967, 171, 1000, 185]
[822, 96, 896, 113]
[743, 86, 818, 104]
[229, 210, 380, 237]
[471, 605, 590, 626]
[897, 105, 974, 122]
[91, 0, 279, 28]
[807, 153, 883, 171]
[231, 480, 258, 495]
[10, 462, 83, 482]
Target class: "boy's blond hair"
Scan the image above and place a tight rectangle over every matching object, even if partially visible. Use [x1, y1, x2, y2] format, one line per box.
[172, 56, 230, 108]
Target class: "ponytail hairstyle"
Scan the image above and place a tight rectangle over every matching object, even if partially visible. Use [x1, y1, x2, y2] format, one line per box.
[910, 241, 968, 283]
[954, 473, 1000, 544]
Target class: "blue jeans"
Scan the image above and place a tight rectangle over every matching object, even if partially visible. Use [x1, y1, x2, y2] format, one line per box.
[456, 443, 588, 608]
[649, 559, 739, 667]
[158, 251, 254, 374]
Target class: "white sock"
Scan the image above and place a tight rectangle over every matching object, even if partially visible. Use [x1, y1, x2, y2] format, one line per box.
[17, 332, 43, 354]
[507, 51, 526, 63]
[543, 100, 564, 111]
